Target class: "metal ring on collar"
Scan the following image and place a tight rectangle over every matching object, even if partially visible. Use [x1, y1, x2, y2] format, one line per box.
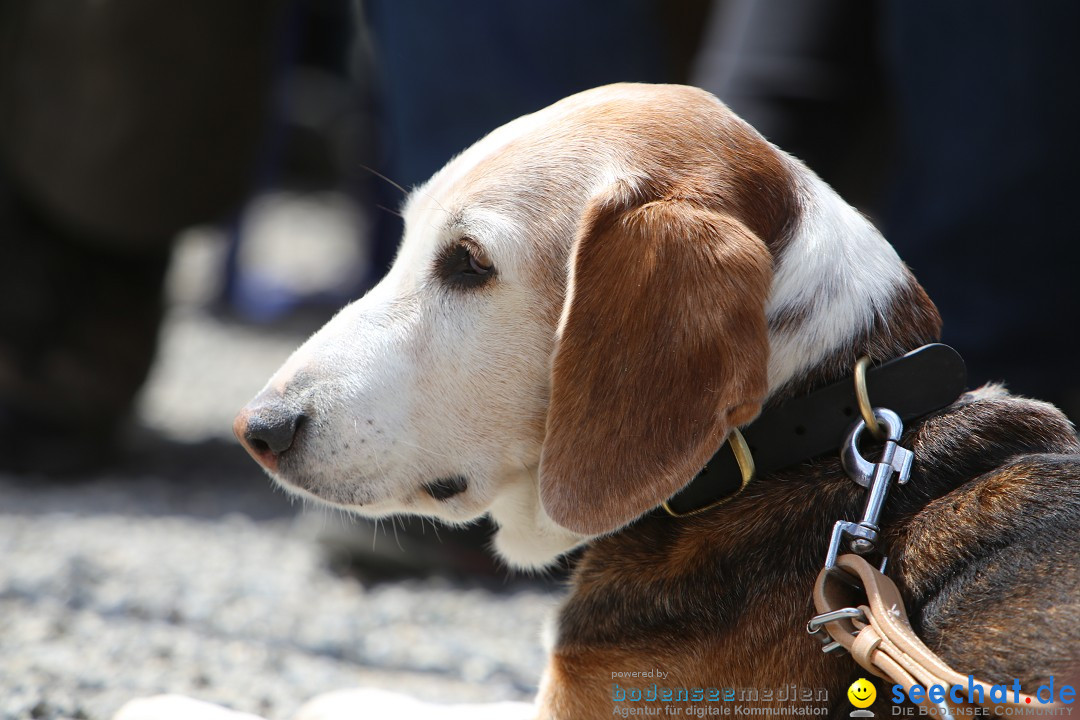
[661, 428, 754, 518]
[853, 356, 885, 440]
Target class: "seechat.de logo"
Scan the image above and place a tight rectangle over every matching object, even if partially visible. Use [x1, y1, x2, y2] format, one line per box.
[891, 676, 1076, 707]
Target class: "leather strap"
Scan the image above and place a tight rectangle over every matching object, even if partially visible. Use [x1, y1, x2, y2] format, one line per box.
[665, 344, 967, 515]
[814, 554, 1067, 713]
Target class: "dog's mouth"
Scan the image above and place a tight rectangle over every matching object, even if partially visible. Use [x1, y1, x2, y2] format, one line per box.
[422, 476, 469, 501]
[270, 469, 372, 507]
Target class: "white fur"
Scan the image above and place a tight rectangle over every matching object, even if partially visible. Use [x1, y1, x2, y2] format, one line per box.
[764, 165, 908, 393]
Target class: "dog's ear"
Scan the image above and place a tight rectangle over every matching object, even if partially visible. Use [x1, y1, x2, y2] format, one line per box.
[539, 183, 773, 535]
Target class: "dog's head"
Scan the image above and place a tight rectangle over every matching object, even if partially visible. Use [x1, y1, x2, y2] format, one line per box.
[234, 84, 939, 568]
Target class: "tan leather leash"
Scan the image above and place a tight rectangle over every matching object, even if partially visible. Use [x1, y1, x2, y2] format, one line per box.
[811, 554, 1068, 715]
[805, 358, 1070, 718]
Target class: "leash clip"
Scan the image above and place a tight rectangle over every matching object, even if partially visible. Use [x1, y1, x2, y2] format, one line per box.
[824, 408, 913, 569]
[806, 606, 865, 655]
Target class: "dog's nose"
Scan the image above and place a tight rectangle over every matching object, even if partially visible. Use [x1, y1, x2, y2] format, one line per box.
[233, 391, 306, 471]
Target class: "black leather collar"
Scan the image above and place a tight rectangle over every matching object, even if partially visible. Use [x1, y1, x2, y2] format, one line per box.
[662, 344, 968, 516]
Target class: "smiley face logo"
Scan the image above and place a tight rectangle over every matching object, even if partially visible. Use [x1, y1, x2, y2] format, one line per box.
[848, 678, 876, 708]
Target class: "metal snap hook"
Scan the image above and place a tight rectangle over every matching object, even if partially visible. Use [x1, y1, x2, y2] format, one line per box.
[840, 408, 905, 488]
[825, 407, 914, 567]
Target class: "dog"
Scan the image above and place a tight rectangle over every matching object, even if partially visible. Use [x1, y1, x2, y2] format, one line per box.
[117, 83, 1080, 720]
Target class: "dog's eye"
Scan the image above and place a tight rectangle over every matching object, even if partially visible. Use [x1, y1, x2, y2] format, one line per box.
[467, 251, 493, 276]
[436, 241, 495, 289]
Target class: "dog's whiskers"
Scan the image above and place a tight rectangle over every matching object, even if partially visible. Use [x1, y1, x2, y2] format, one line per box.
[358, 162, 451, 218]
[375, 204, 404, 219]
[358, 163, 410, 196]
[390, 516, 405, 553]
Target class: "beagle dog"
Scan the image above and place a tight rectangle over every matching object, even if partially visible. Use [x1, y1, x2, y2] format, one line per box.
[118, 84, 1080, 720]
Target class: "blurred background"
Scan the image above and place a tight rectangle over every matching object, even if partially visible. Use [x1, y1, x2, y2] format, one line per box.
[0, 1, 1077, 718]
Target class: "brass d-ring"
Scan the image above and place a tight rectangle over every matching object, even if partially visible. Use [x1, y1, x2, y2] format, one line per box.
[727, 427, 755, 489]
[853, 356, 885, 440]
[662, 428, 755, 518]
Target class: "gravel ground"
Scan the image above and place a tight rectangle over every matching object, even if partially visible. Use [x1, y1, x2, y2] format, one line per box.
[0, 198, 561, 719]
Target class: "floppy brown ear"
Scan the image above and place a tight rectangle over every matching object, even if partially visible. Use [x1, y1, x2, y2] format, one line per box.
[539, 184, 773, 535]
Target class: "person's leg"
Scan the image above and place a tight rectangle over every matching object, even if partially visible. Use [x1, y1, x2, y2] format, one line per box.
[0, 181, 168, 472]
[0, 0, 286, 472]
